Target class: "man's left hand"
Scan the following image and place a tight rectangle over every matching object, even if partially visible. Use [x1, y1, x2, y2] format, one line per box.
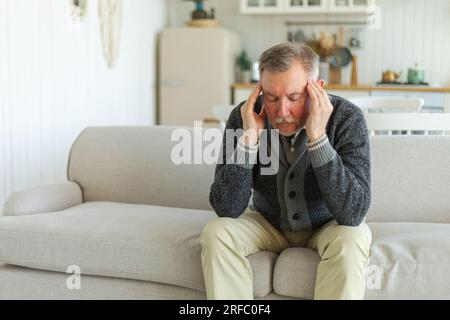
[305, 80, 334, 141]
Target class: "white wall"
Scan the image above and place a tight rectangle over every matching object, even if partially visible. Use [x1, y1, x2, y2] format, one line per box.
[0, 0, 167, 209]
[171, 0, 450, 86]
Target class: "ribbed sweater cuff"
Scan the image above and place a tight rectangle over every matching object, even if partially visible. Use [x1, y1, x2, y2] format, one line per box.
[307, 134, 337, 168]
[234, 137, 258, 169]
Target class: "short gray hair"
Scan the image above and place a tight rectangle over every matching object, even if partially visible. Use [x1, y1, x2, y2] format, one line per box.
[258, 42, 319, 80]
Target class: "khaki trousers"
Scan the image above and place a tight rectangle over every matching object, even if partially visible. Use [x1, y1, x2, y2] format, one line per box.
[199, 208, 372, 300]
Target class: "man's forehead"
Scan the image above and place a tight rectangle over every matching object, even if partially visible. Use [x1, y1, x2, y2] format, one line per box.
[261, 77, 307, 97]
[263, 88, 305, 96]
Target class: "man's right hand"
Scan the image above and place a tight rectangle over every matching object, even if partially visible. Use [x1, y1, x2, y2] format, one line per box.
[240, 83, 267, 146]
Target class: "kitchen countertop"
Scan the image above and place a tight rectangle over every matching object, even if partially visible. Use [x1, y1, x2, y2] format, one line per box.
[232, 83, 450, 93]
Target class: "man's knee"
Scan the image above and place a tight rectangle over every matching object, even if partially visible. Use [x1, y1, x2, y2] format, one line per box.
[321, 224, 371, 257]
[200, 217, 237, 246]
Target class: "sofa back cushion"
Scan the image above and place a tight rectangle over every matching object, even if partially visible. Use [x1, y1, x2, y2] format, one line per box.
[68, 126, 216, 210]
[68, 127, 450, 222]
[367, 135, 450, 223]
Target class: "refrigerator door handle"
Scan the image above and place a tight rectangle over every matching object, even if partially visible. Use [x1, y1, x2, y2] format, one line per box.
[160, 79, 185, 87]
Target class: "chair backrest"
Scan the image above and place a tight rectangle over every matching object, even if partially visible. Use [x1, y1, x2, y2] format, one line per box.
[349, 96, 424, 113]
[364, 113, 450, 136]
[67, 126, 216, 211]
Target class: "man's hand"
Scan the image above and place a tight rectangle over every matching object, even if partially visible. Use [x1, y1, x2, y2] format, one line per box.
[240, 82, 267, 146]
[305, 80, 333, 141]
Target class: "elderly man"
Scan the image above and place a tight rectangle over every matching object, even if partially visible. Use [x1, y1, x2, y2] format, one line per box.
[200, 42, 372, 300]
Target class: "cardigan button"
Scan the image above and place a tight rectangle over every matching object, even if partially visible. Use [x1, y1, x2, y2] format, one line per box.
[292, 213, 300, 220]
[289, 172, 295, 179]
[289, 191, 296, 198]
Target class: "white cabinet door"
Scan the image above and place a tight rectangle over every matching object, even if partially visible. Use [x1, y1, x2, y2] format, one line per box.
[284, 0, 329, 13]
[240, 0, 375, 14]
[329, 0, 375, 13]
[240, 0, 284, 14]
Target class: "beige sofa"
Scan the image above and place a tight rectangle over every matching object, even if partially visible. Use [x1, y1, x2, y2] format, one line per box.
[1, 126, 449, 299]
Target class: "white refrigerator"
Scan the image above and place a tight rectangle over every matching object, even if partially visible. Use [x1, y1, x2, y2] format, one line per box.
[158, 27, 240, 126]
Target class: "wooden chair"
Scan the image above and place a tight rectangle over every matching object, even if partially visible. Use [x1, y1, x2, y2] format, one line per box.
[364, 113, 450, 136]
[349, 96, 425, 114]
[349, 96, 426, 135]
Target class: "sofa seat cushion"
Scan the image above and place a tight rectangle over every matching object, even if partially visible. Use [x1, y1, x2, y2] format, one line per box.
[273, 222, 450, 300]
[365, 222, 450, 299]
[0, 201, 276, 297]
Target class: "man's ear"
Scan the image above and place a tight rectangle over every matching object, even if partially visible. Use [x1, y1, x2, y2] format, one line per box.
[316, 79, 325, 88]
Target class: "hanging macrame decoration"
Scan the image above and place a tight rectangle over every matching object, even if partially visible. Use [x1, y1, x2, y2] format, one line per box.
[98, 0, 123, 68]
[69, 0, 88, 23]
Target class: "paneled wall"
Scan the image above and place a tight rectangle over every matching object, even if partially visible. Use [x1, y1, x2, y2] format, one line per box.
[0, 0, 167, 209]
[172, 0, 450, 86]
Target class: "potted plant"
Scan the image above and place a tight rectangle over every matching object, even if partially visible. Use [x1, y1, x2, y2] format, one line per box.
[236, 50, 252, 83]
[183, 0, 208, 19]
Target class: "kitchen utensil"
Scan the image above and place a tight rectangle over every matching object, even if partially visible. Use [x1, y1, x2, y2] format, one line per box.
[350, 37, 360, 48]
[294, 29, 307, 43]
[351, 55, 358, 85]
[408, 63, 425, 84]
[338, 26, 344, 46]
[319, 32, 336, 60]
[329, 46, 352, 68]
[328, 28, 348, 85]
[287, 23, 295, 42]
[287, 28, 294, 42]
[349, 27, 362, 48]
[329, 67, 341, 85]
[382, 70, 401, 83]
[319, 62, 330, 84]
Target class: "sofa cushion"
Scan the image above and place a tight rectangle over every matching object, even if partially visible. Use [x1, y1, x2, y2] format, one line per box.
[273, 247, 319, 300]
[67, 127, 216, 211]
[365, 222, 450, 299]
[0, 201, 275, 297]
[273, 222, 450, 299]
[368, 136, 450, 223]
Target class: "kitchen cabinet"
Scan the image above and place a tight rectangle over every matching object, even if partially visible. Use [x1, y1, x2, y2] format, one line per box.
[239, 0, 375, 14]
[239, 0, 284, 14]
[284, 0, 329, 14]
[329, 0, 375, 14]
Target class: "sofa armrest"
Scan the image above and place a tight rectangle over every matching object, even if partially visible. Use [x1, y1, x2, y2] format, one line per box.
[2, 181, 83, 216]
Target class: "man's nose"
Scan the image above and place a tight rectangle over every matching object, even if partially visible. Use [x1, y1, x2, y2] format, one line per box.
[277, 99, 290, 117]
